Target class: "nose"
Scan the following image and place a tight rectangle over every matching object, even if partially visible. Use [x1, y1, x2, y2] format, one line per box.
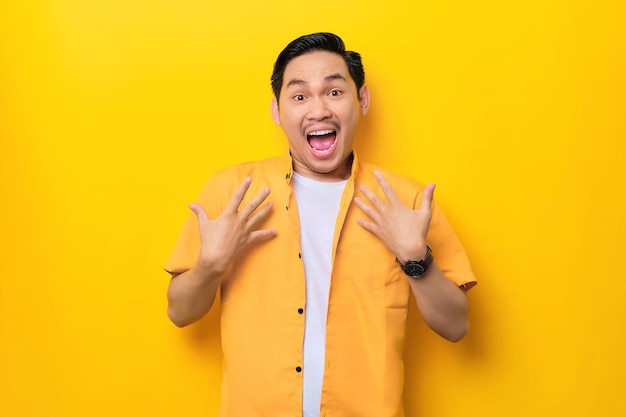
[307, 97, 332, 121]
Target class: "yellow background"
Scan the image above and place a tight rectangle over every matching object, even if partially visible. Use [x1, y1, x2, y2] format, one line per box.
[1, 1, 625, 416]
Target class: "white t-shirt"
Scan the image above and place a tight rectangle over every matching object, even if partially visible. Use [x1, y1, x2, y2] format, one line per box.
[292, 172, 347, 417]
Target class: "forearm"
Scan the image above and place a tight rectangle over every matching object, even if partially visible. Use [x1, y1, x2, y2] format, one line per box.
[409, 262, 469, 342]
[167, 261, 224, 327]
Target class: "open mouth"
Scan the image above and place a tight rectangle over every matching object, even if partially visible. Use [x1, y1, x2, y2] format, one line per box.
[307, 129, 337, 155]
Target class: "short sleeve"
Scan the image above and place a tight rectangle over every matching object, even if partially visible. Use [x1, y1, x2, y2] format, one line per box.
[426, 200, 477, 290]
[163, 173, 226, 275]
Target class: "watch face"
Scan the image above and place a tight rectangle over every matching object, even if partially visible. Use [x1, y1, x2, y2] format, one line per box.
[404, 262, 426, 277]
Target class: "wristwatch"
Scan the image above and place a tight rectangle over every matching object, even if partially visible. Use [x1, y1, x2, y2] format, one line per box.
[396, 244, 433, 278]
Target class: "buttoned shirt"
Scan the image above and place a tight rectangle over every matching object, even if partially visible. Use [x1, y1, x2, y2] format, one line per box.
[164, 153, 476, 417]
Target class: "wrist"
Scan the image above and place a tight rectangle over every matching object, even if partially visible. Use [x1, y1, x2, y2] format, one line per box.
[395, 243, 430, 267]
[396, 244, 433, 279]
[195, 253, 229, 277]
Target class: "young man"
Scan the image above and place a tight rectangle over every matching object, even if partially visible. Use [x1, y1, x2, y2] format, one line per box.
[165, 32, 476, 417]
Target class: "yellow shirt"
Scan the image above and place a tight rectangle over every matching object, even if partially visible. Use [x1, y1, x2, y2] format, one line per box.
[165, 153, 476, 417]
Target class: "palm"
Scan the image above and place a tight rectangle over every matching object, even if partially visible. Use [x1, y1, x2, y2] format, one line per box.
[190, 177, 277, 272]
[354, 171, 434, 263]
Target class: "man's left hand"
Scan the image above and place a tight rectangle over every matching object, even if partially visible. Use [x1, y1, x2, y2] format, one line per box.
[354, 171, 435, 265]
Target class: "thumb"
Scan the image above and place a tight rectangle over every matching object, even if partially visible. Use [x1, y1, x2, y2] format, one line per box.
[189, 203, 210, 225]
[421, 184, 435, 210]
[189, 203, 213, 246]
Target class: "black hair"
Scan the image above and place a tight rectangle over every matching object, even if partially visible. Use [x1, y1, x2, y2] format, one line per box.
[270, 32, 365, 102]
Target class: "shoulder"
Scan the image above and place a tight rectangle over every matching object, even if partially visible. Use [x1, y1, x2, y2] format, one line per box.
[196, 156, 288, 208]
[202, 156, 290, 191]
[357, 162, 426, 193]
[211, 156, 288, 181]
[199, 154, 289, 197]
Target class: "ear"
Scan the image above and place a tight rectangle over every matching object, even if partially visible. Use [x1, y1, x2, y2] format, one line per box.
[270, 97, 281, 126]
[359, 85, 371, 116]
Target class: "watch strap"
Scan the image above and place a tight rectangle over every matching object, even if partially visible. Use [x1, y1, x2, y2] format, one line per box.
[396, 244, 433, 278]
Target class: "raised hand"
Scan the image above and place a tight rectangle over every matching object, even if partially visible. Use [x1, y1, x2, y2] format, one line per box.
[189, 176, 277, 273]
[354, 171, 435, 264]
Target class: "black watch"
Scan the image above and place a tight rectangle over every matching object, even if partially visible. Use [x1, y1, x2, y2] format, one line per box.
[396, 244, 433, 278]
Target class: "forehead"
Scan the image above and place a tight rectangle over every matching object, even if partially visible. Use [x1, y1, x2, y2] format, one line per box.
[282, 50, 351, 87]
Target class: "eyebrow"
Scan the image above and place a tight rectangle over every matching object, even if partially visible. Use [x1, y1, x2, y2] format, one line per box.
[285, 73, 347, 89]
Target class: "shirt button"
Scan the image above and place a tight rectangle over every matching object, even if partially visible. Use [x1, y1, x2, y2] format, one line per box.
[297, 308, 304, 314]
[285, 206, 289, 211]
[296, 366, 302, 372]
[298, 252, 302, 259]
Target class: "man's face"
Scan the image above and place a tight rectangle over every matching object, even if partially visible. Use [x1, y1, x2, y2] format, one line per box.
[271, 50, 370, 181]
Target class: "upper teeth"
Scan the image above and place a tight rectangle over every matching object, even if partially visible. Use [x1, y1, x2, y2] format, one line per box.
[309, 130, 333, 136]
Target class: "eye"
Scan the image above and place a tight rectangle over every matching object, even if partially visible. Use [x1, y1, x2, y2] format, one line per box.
[329, 90, 342, 97]
[293, 94, 305, 101]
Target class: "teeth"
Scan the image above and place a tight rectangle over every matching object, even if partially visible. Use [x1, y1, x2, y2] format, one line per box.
[312, 145, 333, 153]
[308, 130, 334, 136]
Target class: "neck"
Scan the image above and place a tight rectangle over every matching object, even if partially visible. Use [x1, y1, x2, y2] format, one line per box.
[292, 153, 354, 182]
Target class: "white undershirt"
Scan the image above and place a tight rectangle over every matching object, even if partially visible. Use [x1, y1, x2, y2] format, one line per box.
[292, 172, 347, 417]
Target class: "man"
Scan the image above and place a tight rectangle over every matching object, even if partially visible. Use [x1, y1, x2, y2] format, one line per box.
[165, 32, 476, 417]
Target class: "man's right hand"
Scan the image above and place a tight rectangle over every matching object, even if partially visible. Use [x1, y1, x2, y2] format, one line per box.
[189, 176, 277, 274]
[167, 176, 276, 327]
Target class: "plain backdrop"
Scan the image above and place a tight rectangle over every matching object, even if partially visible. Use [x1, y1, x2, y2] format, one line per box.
[1, 1, 625, 416]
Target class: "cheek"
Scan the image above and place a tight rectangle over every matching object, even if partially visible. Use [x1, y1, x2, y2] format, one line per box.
[339, 108, 360, 129]
[284, 120, 301, 136]
[339, 101, 359, 118]
[280, 110, 301, 128]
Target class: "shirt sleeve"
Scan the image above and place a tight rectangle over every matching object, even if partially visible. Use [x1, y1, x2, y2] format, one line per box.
[426, 200, 477, 290]
[163, 173, 225, 275]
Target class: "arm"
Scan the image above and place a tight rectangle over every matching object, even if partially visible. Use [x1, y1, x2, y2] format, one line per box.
[166, 262, 223, 328]
[167, 177, 277, 327]
[354, 172, 469, 342]
[406, 262, 469, 342]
